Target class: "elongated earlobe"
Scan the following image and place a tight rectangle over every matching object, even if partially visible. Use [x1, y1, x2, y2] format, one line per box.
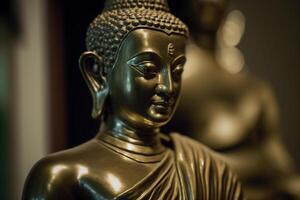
[79, 51, 109, 119]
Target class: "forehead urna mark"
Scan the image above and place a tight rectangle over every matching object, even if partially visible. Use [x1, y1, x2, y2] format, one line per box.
[168, 43, 175, 57]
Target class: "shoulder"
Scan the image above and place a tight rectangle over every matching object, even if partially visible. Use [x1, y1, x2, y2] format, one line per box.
[22, 152, 77, 199]
[22, 139, 109, 199]
[170, 133, 244, 199]
[170, 132, 218, 157]
[242, 75, 275, 100]
[170, 132, 229, 170]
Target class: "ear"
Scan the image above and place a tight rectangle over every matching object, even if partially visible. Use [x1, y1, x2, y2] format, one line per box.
[79, 51, 109, 119]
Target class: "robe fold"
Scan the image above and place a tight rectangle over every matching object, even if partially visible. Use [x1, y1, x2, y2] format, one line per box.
[116, 133, 243, 200]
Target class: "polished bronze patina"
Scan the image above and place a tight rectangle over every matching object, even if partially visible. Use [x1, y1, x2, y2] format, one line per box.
[165, 0, 300, 199]
[22, 0, 244, 199]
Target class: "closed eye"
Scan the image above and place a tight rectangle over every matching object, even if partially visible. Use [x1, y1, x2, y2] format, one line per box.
[128, 60, 159, 79]
[171, 55, 186, 81]
[172, 64, 184, 81]
[127, 52, 161, 79]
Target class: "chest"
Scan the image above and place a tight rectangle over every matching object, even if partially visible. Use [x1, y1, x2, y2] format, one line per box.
[74, 161, 156, 199]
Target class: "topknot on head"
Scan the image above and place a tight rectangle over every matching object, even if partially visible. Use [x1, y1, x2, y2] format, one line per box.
[103, 0, 170, 12]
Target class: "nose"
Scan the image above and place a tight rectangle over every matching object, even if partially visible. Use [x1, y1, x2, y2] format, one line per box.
[155, 70, 174, 98]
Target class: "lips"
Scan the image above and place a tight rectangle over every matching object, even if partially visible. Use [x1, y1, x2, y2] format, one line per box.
[151, 98, 174, 114]
[152, 100, 170, 107]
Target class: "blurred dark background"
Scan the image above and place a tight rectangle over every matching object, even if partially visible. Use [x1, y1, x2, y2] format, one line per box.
[0, 0, 299, 199]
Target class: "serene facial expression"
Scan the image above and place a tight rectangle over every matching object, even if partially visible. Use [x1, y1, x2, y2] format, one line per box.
[108, 28, 186, 129]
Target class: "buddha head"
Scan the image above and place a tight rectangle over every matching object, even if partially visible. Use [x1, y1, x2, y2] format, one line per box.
[79, 0, 188, 130]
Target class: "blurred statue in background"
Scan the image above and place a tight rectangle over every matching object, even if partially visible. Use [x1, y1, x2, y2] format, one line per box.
[22, 0, 244, 199]
[165, 0, 300, 199]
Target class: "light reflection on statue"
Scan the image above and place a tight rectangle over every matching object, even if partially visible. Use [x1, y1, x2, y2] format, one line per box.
[22, 0, 244, 199]
[165, 0, 300, 199]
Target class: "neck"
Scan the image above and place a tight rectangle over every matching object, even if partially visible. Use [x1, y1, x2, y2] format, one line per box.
[96, 116, 166, 155]
[192, 31, 217, 53]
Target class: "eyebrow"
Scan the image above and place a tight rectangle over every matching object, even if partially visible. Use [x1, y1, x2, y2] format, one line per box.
[127, 51, 163, 62]
[171, 55, 186, 66]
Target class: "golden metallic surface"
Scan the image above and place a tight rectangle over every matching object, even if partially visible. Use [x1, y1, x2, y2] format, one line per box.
[165, 0, 300, 199]
[22, 0, 244, 199]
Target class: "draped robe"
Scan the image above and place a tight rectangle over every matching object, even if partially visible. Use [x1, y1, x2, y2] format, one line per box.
[115, 133, 243, 200]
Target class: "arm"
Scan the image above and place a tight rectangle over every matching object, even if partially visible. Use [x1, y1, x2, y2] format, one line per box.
[259, 83, 300, 197]
[259, 83, 295, 175]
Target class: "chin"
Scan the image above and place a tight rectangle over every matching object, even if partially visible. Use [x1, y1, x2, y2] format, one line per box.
[147, 107, 174, 126]
[120, 107, 174, 129]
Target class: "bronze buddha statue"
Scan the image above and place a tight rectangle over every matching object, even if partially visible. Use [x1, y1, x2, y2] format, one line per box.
[165, 0, 299, 199]
[22, 0, 243, 199]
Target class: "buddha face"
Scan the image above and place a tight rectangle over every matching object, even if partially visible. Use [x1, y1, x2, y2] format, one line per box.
[108, 29, 186, 129]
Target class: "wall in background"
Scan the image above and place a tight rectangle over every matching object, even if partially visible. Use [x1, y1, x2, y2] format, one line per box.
[11, 0, 49, 199]
[0, 20, 9, 200]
